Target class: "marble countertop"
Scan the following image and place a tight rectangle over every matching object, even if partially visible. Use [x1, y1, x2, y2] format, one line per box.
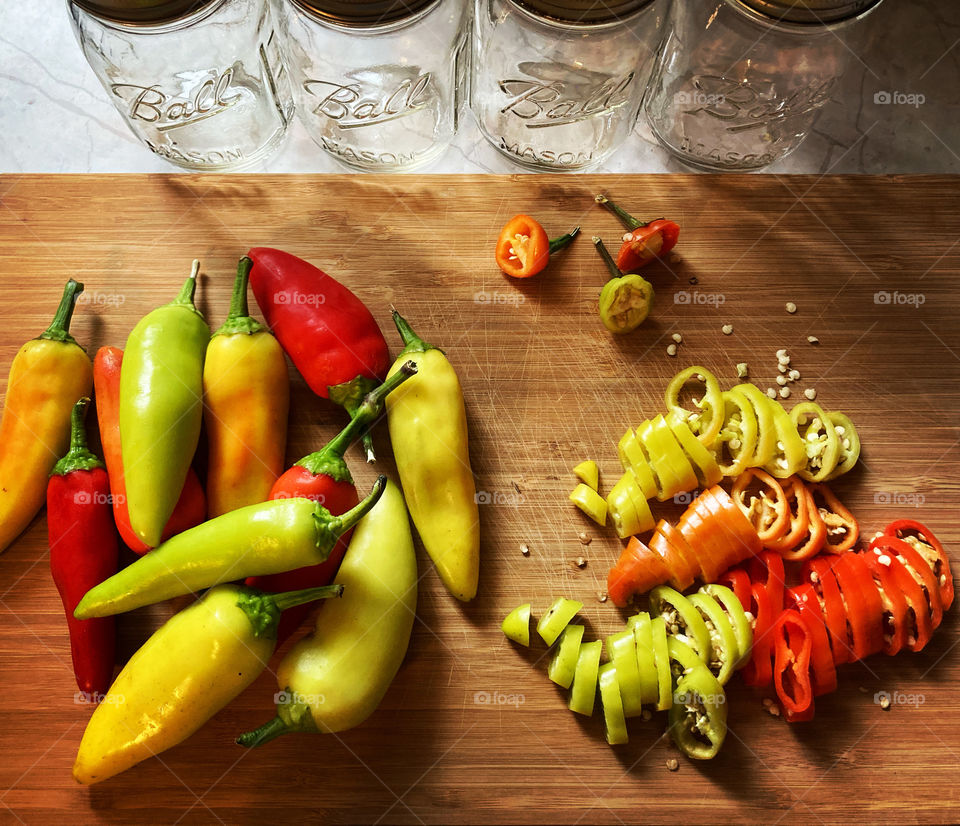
[1, 0, 958, 174]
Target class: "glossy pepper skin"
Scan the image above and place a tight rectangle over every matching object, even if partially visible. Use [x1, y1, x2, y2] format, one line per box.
[385, 311, 479, 601]
[595, 194, 680, 272]
[592, 236, 654, 334]
[0, 279, 92, 554]
[494, 214, 579, 278]
[247, 362, 417, 642]
[120, 262, 209, 547]
[74, 476, 386, 619]
[72, 582, 343, 785]
[204, 257, 290, 518]
[247, 247, 390, 459]
[237, 479, 416, 745]
[48, 398, 118, 697]
[93, 346, 206, 554]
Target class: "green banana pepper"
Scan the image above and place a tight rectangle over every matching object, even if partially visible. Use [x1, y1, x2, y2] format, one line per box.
[649, 586, 712, 663]
[791, 401, 840, 482]
[703, 584, 753, 669]
[74, 477, 385, 619]
[826, 411, 860, 479]
[592, 236, 654, 334]
[687, 592, 739, 685]
[237, 478, 417, 742]
[668, 663, 728, 760]
[73, 582, 343, 784]
[120, 261, 209, 547]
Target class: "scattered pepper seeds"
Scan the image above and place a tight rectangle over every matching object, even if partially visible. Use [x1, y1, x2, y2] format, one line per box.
[736, 362, 749, 379]
[807, 335, 819, 345]
[520, 543, 530, 556]
[880, 694, 891, 711]
[578, 532, 592, 545]
[667, 344, 678, 357]
[672, 333, 683, 343]
[766, 387, 777, 399]
[666, 758, 680, 772]
[804, 388, 817, 400]
[721, 324, 734, 335]
[779, 387, 791, 399]
[574, 557, 587, 569]
[598, 592, 608, 603]
[785, 302, 797, 314]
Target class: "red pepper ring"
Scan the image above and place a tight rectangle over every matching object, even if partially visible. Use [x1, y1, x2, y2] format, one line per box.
[495, 214, 580, 279]
[741, 582, 775, 688]
[829, 553, 885, 661]
[870, 534, 944, 631]
[808, 483, 859, 554]
[861, 551, 910, 656]
[804, 556, 853, 666]
[747, 550, 786, 613]
[773, 609, 816, 722]
[786, 584, 838, 696]
[864, 545, 934, 652]
[731, 469, 790, 544]
[717, 567, 751, 610]
[883, 519, 953, 610]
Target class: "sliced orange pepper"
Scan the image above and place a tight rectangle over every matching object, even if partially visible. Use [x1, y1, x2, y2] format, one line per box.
[808, 483, 858, 554]
[731, 469, 789, 544]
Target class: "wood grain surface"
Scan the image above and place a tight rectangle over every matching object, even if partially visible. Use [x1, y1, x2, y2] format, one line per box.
[0, 174, 958, 825]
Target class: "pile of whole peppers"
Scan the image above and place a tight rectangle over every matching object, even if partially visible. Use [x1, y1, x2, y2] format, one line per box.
[0, 251, 481, 784]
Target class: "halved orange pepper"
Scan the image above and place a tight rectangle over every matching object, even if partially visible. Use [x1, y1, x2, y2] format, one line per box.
[495, 214, 579, 278]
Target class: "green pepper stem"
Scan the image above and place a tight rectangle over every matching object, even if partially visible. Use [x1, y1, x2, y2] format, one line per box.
[592, 236, 622, 281]
[236, 583, 344, 639]
[296, 362, 417, 478]
[548, 226, 580, 255]
[39, 279, 84, 345]
[595, 194, 649, 231]
[51, 397, 104, 476]
[392, 309, 442, 357]
[172, 260, 201, 308]
[313, 474, 386, 552]
[214, 257, 265, 337]
[236, 715, 295, 748]
[270, 583, 343, 614]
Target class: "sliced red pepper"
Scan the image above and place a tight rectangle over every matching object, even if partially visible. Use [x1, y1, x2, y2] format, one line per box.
[595, 194, 680, 272]
[808, 483, 859, 554]
[495, 214, 579, 278]
[829, 553, 884, 661]
[607, 537, 671, 607]
[747, 550, 786, 614]
[870, 534, 943, 632]
[864, 544, 933, 652]
[741, 582, 775, 687]
[717, 568, 751, 610]
[731, 469, 790, 544]
[804, 556, 853, 666]
[883, 519, 953, 610]
[861, 551, 910, 656]
[773, 609, 815, 722]
[786, 584, 838, 696]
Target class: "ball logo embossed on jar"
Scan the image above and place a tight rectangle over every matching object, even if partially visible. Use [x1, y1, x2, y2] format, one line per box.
[498, 71, 635, 129]
[303, 71, 434, 129]
[110, 67, 242, 129]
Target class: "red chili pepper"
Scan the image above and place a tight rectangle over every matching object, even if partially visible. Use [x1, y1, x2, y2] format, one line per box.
[786, 584, 837, 696]
[495, 214, 579, 278]
[93, 346, 206, 554]
[717, 568, 751, 609]
[247, 247, 392, 460]
[246, 364, 416, 641]
[882, 519, 953, 610]
[829, 553, 884, 661]
[741, 582, 775, 687]
[595, 194, 680, 272]
[47, 398, 118, 698]
[747, 550, 786, 613]
[808, 483, 859, 554]
[861, 551, 911, 656]
[864, 543, 934, 652]
[772, 609, 815, 722]
[804, 556, 853, 666]
[869, 534, 944, 633]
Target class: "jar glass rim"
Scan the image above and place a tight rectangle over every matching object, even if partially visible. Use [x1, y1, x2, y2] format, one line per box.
[69, 0, 228, 31]
[506, 0, 659, 30]
[286, 0, 443, 29]
[728, 0, 884, 30]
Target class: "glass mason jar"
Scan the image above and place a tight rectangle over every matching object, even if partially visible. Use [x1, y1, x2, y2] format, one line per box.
[68, 0, 294, 170]
[643, 0, 883, 171]
[279, 0, 468, 172]
[470, 0, 668, 171]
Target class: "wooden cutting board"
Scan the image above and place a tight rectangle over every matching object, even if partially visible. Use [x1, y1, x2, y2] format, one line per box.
[0, 174, 958, 825]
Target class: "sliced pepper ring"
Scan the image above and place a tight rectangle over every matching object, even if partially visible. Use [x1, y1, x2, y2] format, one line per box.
[763, 398, 807, 479]
[670, 417, 723, 488]
[617, 427, 658, 499]
[825, 412, 861, 480]
[598, 663, 629, 745]
[864, 544, 933, 651]
[705, 486, 762, 558]
[668, 662, 727, 760]
[790, 401, 840, 483]
[883, 519, 953, 610]
[716, 568, 751, 611]
[649, 520, 699, 592]
[741, 582, 775, 687]
[689, 489, 752, 581]
[731, 468, 790, 544]
[702, 583, 753, 670]
[731, 383, 777, 468]
[607, 537, 671, 607]
[829, 553, 884, 661]
[808, 483, 859, 554]
[688, 592, 739, 686]
[717, 388, 760, 478]
[763, 476, 810, 556]
[786, 584, 837, 696]
[804, 556, 853, 666]
[649, 616, 673, 711]
[747, 550, 786, 613]
[606, 628, 645, 717]
[665, 367, 724, 448]
[870, 534, 943, 631]
[861, 551, 910, 657]
[649, 586, 712, 664]
[772, 609, 815, 722]
[641, 415, 698, 502]
[629, 612, 660, 706]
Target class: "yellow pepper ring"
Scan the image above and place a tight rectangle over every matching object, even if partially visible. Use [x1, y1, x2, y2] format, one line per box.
[665, 366, 724, 447]
[790, 401, 841, 482]
[716, 388, 759, 477]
